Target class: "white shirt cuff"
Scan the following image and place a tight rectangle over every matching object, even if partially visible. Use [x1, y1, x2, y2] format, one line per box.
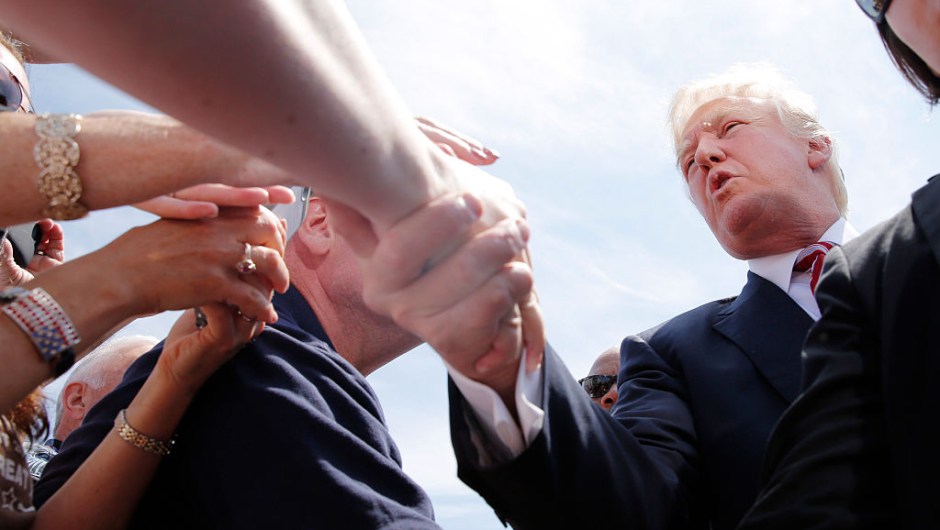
[445, 348, 545, 460]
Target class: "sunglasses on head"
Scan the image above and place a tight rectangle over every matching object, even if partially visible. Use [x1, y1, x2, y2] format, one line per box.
[855, 0, 893, 24]
[577, 374, 617, 399]
[0, 60, 33, 113]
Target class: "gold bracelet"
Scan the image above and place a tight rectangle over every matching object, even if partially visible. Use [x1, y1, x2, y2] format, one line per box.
[34, 113, 88, 220]
[114, 409, 175, 456]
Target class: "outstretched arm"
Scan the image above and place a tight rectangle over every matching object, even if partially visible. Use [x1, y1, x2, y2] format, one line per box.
[0, 206, 288, 412]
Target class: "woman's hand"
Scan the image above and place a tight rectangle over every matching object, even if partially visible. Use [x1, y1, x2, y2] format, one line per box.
[157, 304, 262, 396]
[87, 206, 290, 323]
[0, 219, 65, 287]
[134, 184, 295, 220]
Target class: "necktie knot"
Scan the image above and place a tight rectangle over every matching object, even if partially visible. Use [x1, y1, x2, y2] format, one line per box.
[793, 241, 835, 294]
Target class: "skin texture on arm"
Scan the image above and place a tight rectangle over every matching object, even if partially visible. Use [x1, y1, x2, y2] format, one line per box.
[0, 207, 289, 412]
[0, 111, 297, 227]
[0, 0, 459, 231]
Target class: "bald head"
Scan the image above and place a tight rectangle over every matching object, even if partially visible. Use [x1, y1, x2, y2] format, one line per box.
[54, 335, 157, 441]
[581, 346, 621, 413]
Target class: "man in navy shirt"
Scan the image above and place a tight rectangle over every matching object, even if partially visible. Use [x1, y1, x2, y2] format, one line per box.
[35, 197, 444, 529]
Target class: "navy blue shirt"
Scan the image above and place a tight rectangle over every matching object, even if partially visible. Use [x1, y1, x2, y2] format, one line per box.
[35, 287, 439, 529]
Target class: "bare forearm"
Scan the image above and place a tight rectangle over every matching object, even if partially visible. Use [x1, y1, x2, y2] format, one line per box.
[0, 111, 284, 227]
[0, 253, 143, 411]
[32, 363, 195, 530]
[0, 0, 452, 229]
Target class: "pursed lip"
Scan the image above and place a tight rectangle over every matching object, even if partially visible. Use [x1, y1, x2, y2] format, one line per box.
[708, 169, 736, 198]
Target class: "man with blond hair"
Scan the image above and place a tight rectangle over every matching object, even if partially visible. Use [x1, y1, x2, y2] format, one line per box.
[439, 64, 855, 530]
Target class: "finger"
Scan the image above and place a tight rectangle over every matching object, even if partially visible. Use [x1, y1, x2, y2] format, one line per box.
[371, 216, 529, 317]
[263, 185, 296, 205]
[473, 307, 524, 378]
[239, 245, 290, 294]
[519, 289, 545, 372]
[365, 193, 483, 297]
[219, 206, 288, 256]
[173, 183, 282, 207]
[33, 221, 65, 264]
[435, 142, 457, 158]
[415, 116, 499, 166]
[135, 196, 220, 219]
[199, 302, 259, 351]
[422, 263, 533, 372]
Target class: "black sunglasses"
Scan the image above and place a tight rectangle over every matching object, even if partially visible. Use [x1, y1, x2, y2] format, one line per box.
[0, 60, 33, 113]
[855, 0, 893, 24]
[577, 374, 617, 399]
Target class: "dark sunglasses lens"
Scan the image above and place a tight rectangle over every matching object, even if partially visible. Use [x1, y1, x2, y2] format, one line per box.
[580, 376, 615, 399]
[855, 0, 886, 20]
[0, 68, 22, 110]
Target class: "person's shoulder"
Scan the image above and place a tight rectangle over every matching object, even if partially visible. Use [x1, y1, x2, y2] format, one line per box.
[643, 295, 737, 336]
[624, 295, 737, 356]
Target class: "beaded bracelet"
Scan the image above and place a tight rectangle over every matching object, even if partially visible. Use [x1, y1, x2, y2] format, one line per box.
[34, 113, 88, 220]
[1, 286, 80, 375]
[114, 409, 175, 456]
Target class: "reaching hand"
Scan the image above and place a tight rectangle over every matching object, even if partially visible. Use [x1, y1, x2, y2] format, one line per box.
[89, 206, 290, 323]
[1, 219, 65, 287]
[159, 304, 262, 395]
[416, 116, 500, 166]
[363, 191, 544, 403]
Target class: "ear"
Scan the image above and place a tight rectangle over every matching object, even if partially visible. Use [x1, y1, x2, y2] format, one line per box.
[61, 382, 88, 418]
[288, 198, 333, 259]
[807, 135, 833, 171]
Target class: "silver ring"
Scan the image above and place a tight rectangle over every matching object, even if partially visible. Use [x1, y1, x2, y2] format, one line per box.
[235, 242, 257, 274]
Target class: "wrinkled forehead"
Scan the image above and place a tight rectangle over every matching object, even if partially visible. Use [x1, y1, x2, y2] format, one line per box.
[676, 97, 775, 158]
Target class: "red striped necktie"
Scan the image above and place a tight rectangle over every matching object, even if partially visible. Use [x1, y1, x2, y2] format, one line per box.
[793, 242, 835, 294]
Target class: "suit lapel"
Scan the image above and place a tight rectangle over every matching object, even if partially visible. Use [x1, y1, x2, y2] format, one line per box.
[713, 271, 813, 403]
[911, 174, 940, 267]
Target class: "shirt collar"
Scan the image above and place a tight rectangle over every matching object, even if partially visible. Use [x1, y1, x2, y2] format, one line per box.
[747, 218, 858, 293]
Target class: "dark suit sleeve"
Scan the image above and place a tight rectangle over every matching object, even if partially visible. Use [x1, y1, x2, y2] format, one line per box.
[737, 247, 895, 529]
[449, 344, 702, 530]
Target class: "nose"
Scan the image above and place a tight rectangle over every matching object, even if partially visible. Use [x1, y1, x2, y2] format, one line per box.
[693, 133, 725, 171]
[598, 387, 619, 412]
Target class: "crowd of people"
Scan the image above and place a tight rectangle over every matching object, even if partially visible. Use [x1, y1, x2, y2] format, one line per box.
[0, 0, 938, 528]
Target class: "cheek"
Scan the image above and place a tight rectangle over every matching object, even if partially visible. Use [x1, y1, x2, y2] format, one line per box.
[888, 1, 940, 73]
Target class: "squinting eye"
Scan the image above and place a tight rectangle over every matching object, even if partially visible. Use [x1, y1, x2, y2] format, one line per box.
[723, 121, 742, 133]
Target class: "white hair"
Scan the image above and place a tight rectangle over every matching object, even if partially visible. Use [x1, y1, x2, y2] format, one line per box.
[667, 63, 847, 214]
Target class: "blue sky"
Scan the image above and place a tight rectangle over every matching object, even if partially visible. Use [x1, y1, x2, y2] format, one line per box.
[31, 1, 939, 528]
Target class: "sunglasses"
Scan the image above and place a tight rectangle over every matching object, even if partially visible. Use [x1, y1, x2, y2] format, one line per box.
[855, 0, 893, 24]
[0, 60, 33, 113]
[268, 186, 312, 240]
[577, 374, 617, 399]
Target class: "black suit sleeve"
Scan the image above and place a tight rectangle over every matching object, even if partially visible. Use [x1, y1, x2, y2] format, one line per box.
[449, 344, 701, 530]
[738, 247, 896, 529]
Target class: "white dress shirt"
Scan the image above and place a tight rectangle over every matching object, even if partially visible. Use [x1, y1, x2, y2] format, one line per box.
[447, 218, 858, 458]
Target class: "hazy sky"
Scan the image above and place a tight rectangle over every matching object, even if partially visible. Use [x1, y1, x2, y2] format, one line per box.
[30, 1, 939, 528]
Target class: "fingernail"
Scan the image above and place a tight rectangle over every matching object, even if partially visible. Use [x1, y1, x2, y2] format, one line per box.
[484, 147, 500, 159]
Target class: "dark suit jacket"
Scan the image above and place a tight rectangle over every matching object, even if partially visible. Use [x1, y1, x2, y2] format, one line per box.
[451, 272, 813, 530]
[739, 175, 940, 530]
